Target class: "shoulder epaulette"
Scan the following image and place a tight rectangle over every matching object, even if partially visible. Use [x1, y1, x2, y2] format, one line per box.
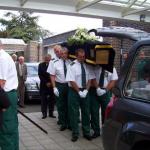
[52, 58, 55, 61]
[70, 62, 75, 66]
[54, 59, 59, 63]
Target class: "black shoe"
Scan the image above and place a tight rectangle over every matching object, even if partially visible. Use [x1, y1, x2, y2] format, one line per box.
[71, 136, 78, 142]
[91, 132, 100, 138]
[57, 121, 61, 125]
[42, 116, 47, 119]
[67, 126, 72, 130]
[83, 135, 92, 141]
[49, 114, 56, 118]
[60, 126, 67, 131]
[59, 126, 67, 131]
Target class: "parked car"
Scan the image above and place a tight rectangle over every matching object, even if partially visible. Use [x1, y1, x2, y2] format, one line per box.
[90, 27, 150, 150]
[25, 62, 40, 101]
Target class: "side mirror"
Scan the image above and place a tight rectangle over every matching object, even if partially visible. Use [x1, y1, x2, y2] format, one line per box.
[111, 87, 121, 97]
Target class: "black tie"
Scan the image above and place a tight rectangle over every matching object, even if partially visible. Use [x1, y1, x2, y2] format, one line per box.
[63, 60, 67, 77]
[81, 63, 86, 88]
[99, 68, 105, 88]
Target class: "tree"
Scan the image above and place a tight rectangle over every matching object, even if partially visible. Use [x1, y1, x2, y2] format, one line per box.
[0, 11, 52, 43]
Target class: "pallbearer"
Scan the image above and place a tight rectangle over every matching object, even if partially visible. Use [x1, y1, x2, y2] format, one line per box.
[48, 47, 71, 131]
[66, 48, 95, 142]
[47, 44, 62, 124]
[90, 66, 118, 138]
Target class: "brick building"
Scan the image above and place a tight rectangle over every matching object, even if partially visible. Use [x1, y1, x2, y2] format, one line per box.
[103, 19, 150, 73]
[0, 38, 26, 56]
[0, 38, 42, 62]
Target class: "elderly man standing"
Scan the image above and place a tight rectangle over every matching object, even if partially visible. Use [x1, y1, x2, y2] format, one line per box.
[0, 43, 19, 150]
[66, 48, 94, 142]
[38, 54, 55, 119]
[16, 56, 27, 108]
[11, 53, 18, 63]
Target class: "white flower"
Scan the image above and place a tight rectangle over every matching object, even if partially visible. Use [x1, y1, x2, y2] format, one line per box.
[67, 28, 98, 45]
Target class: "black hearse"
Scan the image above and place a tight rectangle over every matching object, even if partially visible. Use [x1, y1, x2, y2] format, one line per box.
[89, 27, 150, 150]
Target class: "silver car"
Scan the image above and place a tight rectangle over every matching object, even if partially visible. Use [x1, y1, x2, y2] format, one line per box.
[25, 62, 40, 101]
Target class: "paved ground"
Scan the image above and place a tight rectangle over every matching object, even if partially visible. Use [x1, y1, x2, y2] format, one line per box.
[19, 111, 104, 150]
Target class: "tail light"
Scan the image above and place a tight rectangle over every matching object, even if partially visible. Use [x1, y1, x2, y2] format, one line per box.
[105, 96, 118, 119]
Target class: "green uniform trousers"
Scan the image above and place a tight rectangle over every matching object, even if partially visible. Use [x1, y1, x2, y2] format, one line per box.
[90, 87, 111, 134]
[56, 82, 69, 127]
[0, 90, 19, 150]
[68, 88, 90, 137]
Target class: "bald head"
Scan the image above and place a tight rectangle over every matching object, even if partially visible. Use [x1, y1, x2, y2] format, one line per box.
[18, 56, 25, 64]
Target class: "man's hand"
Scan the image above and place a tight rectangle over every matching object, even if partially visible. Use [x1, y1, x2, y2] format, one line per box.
[53, 87, 59, 97]
[96, 87, 106, 96]
[2, 109, 6, 112]
[0, 80, 5, 88]
[46, 82, 51, 87]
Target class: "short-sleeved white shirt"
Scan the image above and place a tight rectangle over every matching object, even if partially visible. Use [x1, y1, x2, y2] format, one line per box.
[47, 57, 59, 75]
[0, 49, 18, 91]
[93, 66, 118, 88]
[47, 58, 71, 83]
[66, 60, 95, 88]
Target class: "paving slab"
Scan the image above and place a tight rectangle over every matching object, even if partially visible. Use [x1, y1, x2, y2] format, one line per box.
[19, 112, 104, 150]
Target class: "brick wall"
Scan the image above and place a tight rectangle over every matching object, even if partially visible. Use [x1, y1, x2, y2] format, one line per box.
[25, 41, 42, 62]
[103, 19, 150, 74]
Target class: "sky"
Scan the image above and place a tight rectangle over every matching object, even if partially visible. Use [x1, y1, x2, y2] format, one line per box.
[0, 10, 102, 35]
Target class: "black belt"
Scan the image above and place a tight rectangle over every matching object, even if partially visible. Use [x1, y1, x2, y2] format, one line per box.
[56, 82, 68, 84]
[56, 82, 68, 85]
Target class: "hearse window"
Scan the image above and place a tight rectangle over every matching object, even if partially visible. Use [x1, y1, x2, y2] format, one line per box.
[125, 46, 150, 101]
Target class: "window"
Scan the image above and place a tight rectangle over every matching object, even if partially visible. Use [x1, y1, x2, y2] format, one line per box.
[125, 46, 150, 101]
[27, 65, 38, 77]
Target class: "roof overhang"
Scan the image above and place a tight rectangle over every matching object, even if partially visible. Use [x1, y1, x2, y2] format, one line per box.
[0, 0, 150, 22]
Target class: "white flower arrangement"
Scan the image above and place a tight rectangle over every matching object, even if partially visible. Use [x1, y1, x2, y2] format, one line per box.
[67, 28, 98, 46]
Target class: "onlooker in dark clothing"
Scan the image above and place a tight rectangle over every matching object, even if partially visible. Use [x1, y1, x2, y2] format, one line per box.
[38, 54, 55, 119]
[122, 52, 128, 66]
[143, 61, 150, 82]
[136, 51, 148, 80]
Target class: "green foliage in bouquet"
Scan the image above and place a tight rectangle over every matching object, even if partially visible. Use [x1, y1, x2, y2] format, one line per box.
[67, 28, 98, 46]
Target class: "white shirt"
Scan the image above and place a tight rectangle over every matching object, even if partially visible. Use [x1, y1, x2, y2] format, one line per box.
[19, 63, 23, 76]
[47, 58, 71, 83]
[93, 66, 118, 88]
[0, 49, 18, 91]
[47, 57, 59, 77]
[66, 60, 95, 88]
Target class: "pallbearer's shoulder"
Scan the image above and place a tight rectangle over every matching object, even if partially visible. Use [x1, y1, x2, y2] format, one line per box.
[70, 62, 75, 66]
[70, 60, 76, 66]
[54, 59, 59, 63]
